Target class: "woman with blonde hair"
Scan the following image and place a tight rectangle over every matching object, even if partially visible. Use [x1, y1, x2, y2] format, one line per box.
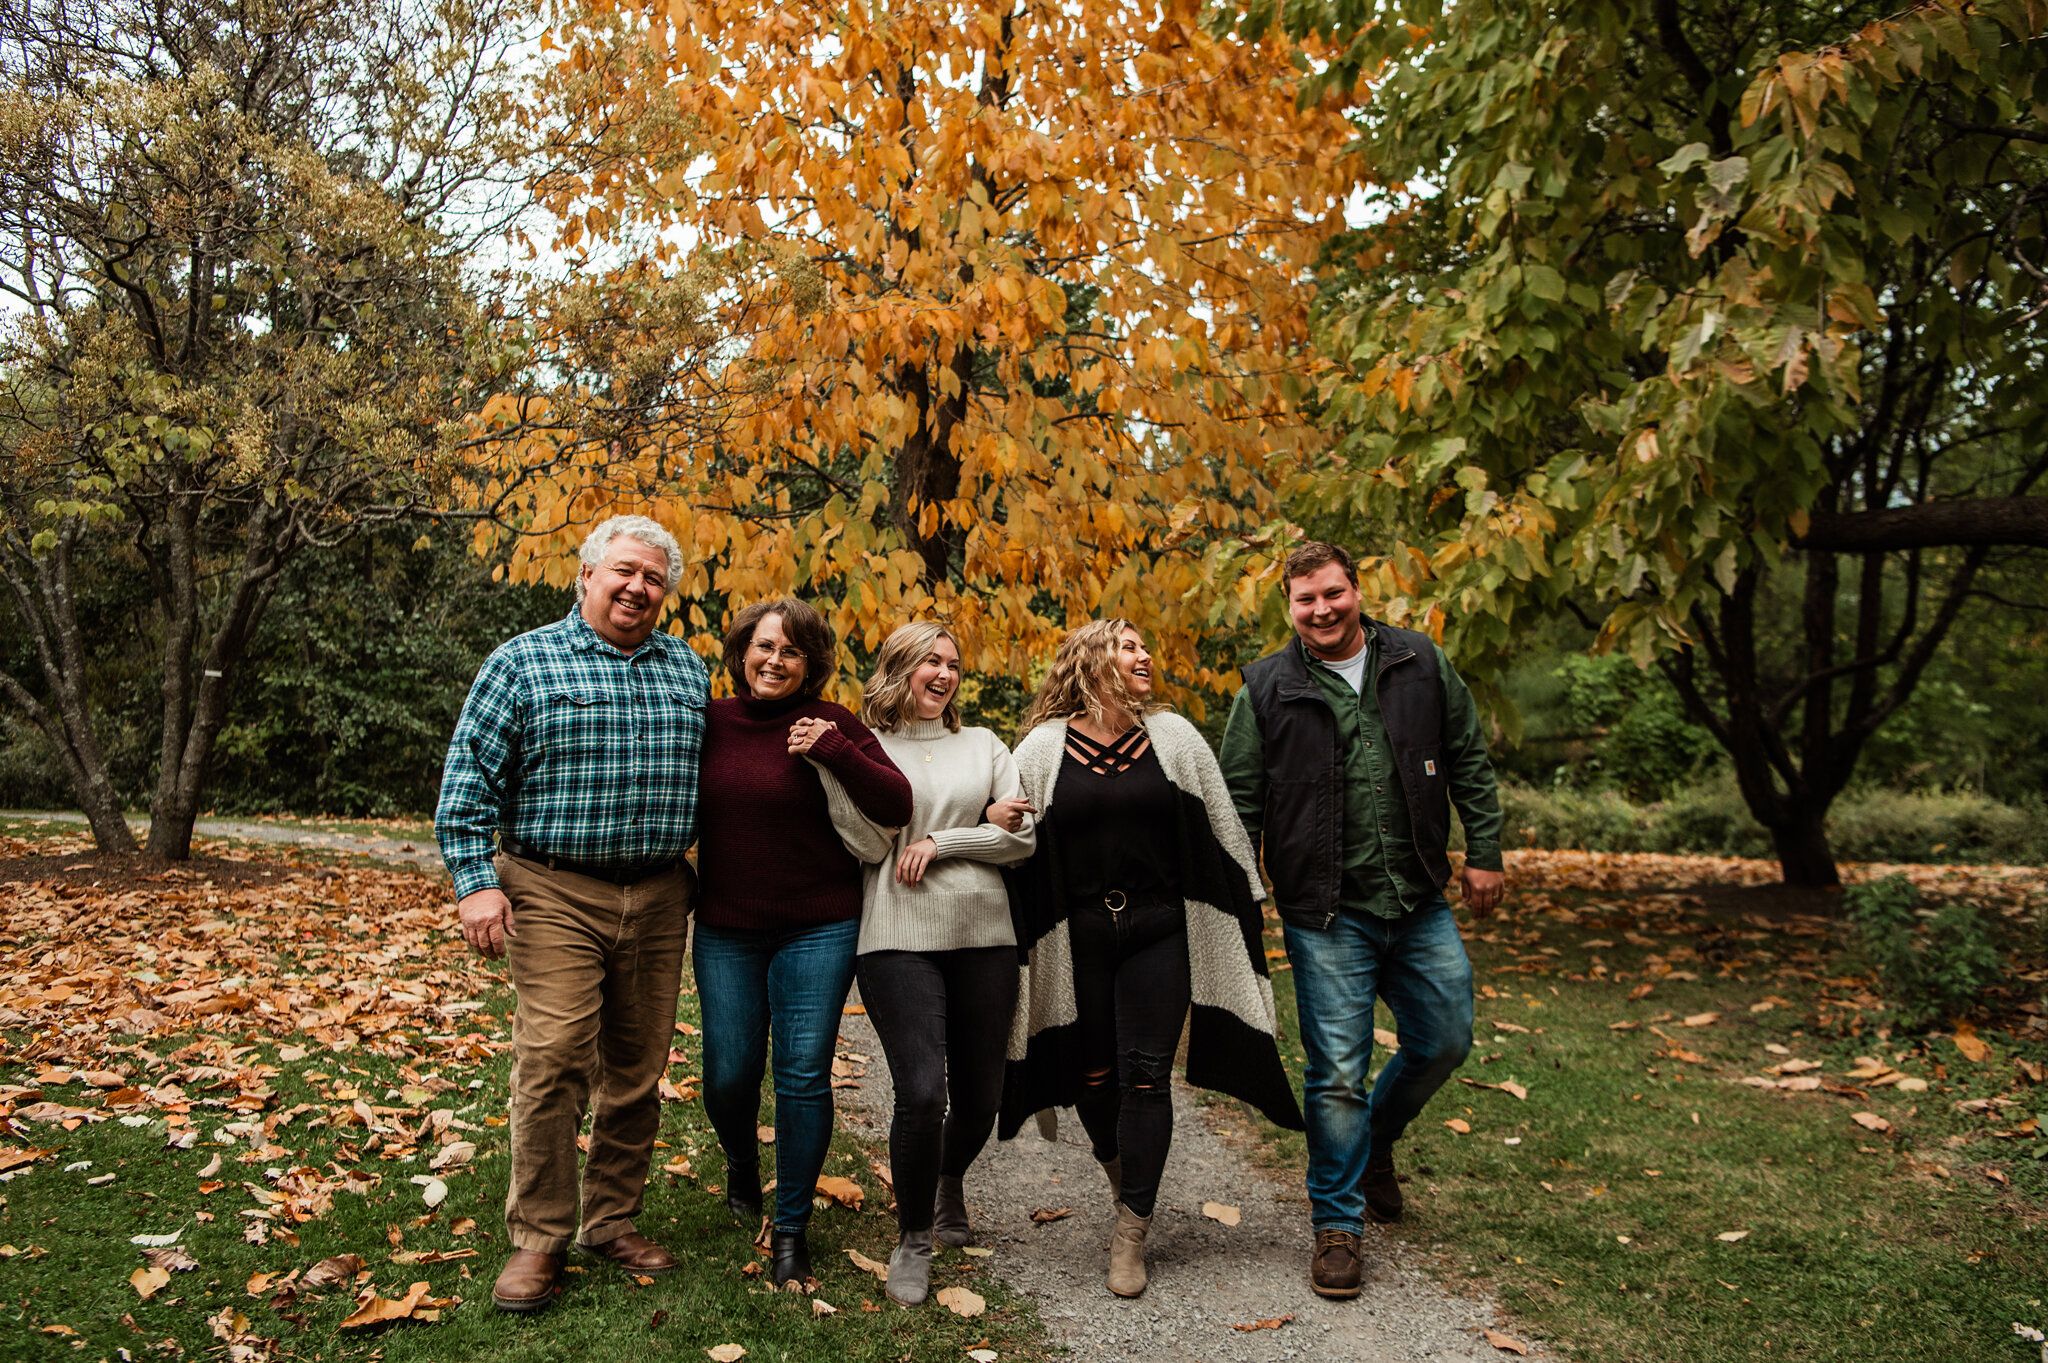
[1000, 619, 1302, 1298]
[854, 621, 1035, 1306]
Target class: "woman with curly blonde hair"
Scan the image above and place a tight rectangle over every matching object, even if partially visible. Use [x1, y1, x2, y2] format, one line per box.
[1001, 620, 1302, 1299]
[851, 621, 1035, 1306]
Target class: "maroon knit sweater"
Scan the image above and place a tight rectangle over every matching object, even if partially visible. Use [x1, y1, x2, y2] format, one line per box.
[695, 695, 913, 931]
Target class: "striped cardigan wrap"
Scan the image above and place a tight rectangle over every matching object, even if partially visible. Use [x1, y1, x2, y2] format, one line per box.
[998, 712, 1305, 1138]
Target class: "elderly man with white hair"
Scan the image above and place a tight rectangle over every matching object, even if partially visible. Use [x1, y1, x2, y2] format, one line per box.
[436, 514, 710, 1313]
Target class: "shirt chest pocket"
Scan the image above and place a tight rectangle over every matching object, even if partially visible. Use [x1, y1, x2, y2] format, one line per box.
[534, 689, 616, 755]
[661, 684, 708, 749]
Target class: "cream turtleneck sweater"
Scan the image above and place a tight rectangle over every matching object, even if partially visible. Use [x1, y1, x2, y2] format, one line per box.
[857, 718, 1036, 954]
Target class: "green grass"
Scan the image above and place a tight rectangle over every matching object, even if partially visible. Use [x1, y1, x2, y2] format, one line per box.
[0, 992, 1046, 1363]
[0, 819, 1048, 1363]
[1223, 873, 2048, 1363]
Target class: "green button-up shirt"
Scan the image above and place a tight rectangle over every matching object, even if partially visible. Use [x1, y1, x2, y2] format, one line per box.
[435, 610, 711, 899]
[1220, 631, 1504, 920]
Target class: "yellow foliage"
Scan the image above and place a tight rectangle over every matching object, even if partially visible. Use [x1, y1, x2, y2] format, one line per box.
[473, 0, 1365, 701]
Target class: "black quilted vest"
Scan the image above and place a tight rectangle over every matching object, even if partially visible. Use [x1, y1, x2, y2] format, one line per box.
[1239, 624, 1450, 928]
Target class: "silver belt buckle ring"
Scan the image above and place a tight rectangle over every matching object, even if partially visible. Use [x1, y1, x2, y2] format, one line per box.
[1104, 890, 1127, 914]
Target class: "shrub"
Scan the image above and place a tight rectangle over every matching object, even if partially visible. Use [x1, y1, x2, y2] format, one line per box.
[1494, 775, 2048, 865]
[1826, 787, 2047, 865]
[1843, 874, 2006, 1028]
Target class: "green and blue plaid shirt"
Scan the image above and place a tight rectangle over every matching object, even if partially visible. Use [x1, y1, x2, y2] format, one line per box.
[435, 609, 711, 899]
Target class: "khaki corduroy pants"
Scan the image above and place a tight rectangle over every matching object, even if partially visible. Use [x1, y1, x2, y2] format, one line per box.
[497, 853, 693, 1253]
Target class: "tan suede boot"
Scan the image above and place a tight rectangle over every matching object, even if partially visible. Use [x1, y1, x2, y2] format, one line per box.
[1106, 1202, 1151, 1298]
[1098, 1155, 1123, 1207]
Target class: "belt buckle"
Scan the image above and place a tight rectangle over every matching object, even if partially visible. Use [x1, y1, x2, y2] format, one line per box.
[1104, 890, 1127, 914]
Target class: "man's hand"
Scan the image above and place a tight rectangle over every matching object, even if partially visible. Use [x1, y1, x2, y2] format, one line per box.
[1457, 865, 1505, 919]
[895, 836, 939, 886]
[458, 887, 515, 958]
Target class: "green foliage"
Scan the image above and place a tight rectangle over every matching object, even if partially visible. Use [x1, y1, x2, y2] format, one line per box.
[0, 0, 536, 854]
[1496, 775, 2048, 863]
[1258, 0, 2048, 882]
[204, 532, 568, 816]
[1546, 653, 1721, 797]
[0, 531, 566, 817]
[1845, 873, 2007, 1027]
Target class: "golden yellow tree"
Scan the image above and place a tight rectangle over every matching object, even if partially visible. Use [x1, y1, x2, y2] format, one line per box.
[487, 0, 1361, 706]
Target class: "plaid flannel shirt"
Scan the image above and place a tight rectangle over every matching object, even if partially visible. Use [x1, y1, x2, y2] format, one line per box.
[435, 609, 711, 899]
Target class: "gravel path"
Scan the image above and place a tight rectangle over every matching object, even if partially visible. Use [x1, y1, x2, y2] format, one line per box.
[835, 993, 1548, 1362]
[3, 810, 442, 868]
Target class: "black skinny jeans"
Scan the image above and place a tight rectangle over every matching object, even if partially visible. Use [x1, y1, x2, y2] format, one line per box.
[1067, 897, 1190, 1219]
[856, 946, 1018, 1234]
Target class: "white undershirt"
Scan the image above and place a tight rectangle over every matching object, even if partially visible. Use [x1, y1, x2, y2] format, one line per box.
[1312, 638, 1370, 695]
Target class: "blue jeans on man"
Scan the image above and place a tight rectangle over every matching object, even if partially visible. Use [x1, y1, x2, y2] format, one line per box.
[1283, 897, 1474, 1235]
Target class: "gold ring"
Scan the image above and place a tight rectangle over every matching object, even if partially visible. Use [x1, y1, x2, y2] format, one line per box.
[1104, 890, 1127, 913]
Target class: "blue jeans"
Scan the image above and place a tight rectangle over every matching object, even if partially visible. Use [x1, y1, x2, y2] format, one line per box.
[1283, 898, 1474, 1235]
[692, 918, 860, 1233]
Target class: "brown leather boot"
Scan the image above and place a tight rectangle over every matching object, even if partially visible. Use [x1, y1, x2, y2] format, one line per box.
[1361, 1146, 1404, 1223]
[1310, 1227, 1365, 1299]
[492, 1249, 566, 1313]
[582, 1230, 678, 1274]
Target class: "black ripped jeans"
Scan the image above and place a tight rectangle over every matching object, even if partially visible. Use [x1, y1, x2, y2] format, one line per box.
[1068, 896, 1190, 1219]
[857, 946, 1018, 1233]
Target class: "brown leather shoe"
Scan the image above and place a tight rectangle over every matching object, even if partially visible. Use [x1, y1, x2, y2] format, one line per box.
[1310, 1227, 1365, 1299]
[493, 1249, 566, 1313]
[1362, 1146, 1404, 1223]
[582, 1230, 678, 1275]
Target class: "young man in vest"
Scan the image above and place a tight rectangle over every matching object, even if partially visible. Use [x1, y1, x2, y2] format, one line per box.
[1220, 542, 1505, 1300]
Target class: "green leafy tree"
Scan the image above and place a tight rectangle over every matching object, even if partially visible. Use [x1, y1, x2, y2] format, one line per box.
[0, 0, 532, 857]
[1262, 0, 2048, 884]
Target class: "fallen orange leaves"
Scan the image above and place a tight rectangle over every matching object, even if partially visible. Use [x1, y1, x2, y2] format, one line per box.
[338, 1280, 454, 1329]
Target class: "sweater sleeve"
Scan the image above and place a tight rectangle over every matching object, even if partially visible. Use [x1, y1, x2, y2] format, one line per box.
[927, 731, 1037, 867]
[809, 709, 914, 827]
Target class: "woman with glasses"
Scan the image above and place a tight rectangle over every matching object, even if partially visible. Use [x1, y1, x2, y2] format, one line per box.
[693, 598, 912, 1285]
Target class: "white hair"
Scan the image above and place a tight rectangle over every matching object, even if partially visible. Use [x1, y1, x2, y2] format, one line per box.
[576, 515, 684, 602]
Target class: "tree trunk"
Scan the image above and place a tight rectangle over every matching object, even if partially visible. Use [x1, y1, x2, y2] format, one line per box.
[144, 502, 285, 859]
[889, 351, 967, 586]
[1769, 800, 1841, 888]
[0, 517, 141, 855]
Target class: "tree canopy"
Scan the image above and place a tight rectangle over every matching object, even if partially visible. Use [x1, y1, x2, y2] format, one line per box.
[1267, 0, 2048, 883]
[486, 0, 1363, 708]
[0, 0, 531, 855]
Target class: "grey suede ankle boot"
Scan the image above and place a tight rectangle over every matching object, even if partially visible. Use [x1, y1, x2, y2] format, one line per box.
[1106, 1202, 1151, 1297]
[886, 1229, 933, 1306]
[933, 1175, 971, 1247]
[1099, 1155, 1123, 1207]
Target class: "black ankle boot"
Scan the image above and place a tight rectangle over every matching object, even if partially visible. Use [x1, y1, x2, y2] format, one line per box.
[725, 1164, 763, 1223]
[770, 1230, 811, 1286]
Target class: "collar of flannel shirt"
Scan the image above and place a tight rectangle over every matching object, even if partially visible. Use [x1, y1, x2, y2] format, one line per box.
[562, 605, 684, 659]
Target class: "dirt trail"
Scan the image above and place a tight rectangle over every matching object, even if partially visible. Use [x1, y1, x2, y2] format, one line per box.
[836, 994, 1548, 1362]
[3, 811, 442, 868]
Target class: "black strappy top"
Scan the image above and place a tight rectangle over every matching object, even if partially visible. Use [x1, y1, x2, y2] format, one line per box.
[1048, 723, 1181, 901]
